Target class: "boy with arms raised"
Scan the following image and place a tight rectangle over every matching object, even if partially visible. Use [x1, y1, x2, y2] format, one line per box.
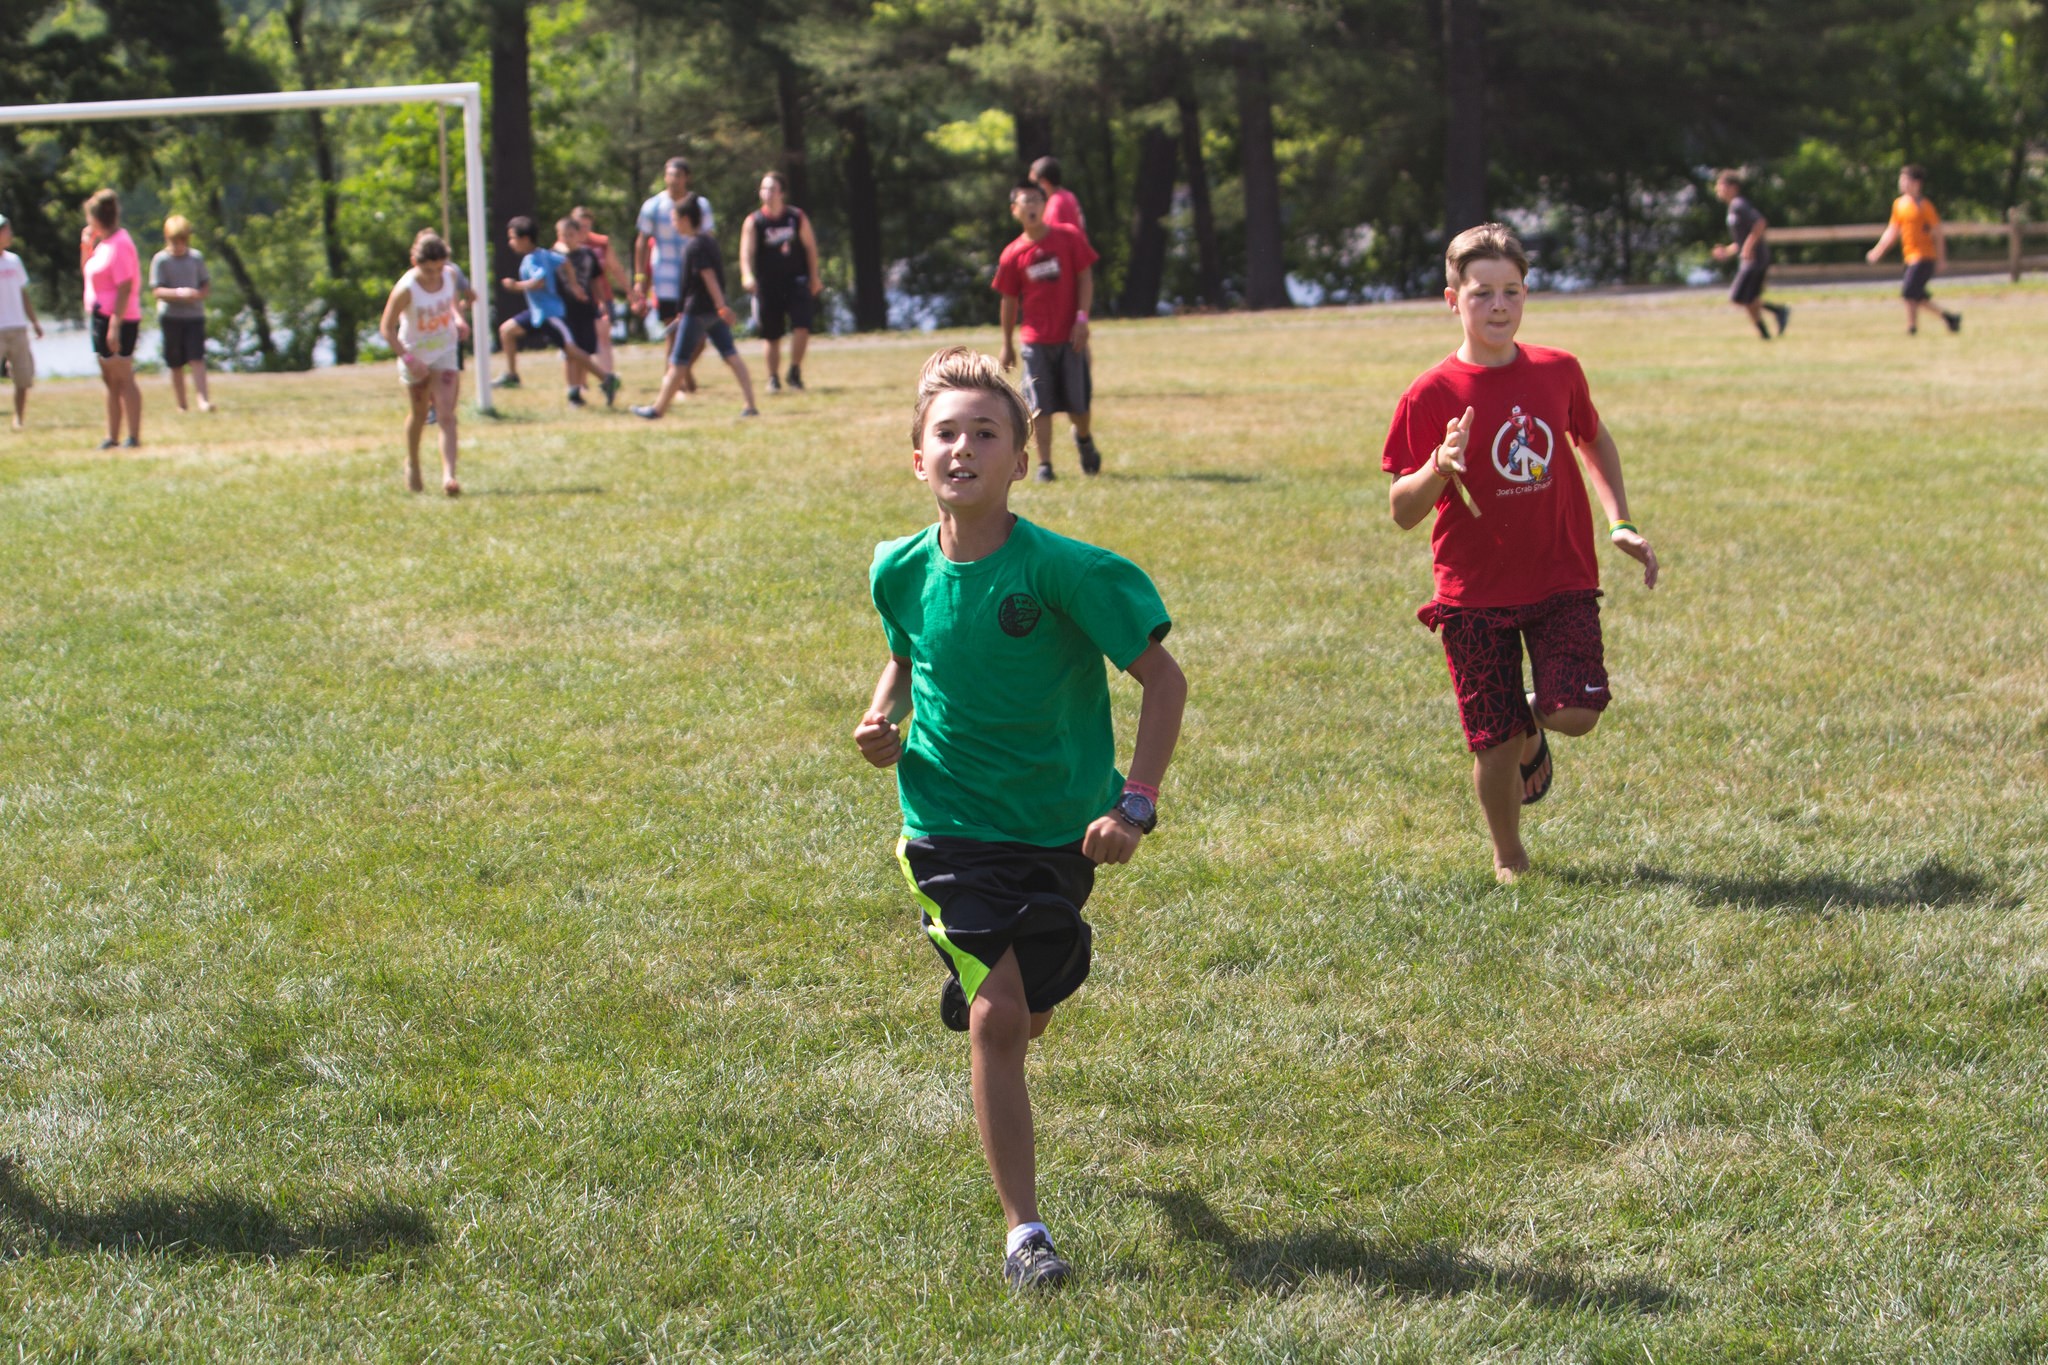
[1383, 224, 1658, 883]
[855, 347, 1186, 1289]
[995, 182, 1103, 481]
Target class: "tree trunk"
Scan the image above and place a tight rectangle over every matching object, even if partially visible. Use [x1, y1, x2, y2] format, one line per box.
[1177, 89, 1224, 309]
[1442, 0, 1486, 234]
[204, 183, 278, 367]
[775, 54, 811, 208]
[1234, 42, 1290, 309]
[1121, 125, 1176, 319]
[283, 1, 356, 363]
[1014, 109, 1053, 172]
[841, 107, 886, 331]
[488, 0, 538, 321]
[626, 11, 644, 218]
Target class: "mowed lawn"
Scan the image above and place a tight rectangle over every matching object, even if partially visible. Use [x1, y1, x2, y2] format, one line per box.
[2, 281, 2045, 1363]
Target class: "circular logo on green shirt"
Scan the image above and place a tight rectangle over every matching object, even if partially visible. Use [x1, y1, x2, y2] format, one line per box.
[998, 592, 1042, 637]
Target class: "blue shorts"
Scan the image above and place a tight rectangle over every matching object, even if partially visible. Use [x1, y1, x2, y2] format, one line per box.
[672, 313, 737, 365]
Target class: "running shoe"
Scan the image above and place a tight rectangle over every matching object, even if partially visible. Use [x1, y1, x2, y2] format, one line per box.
[1944, 312, 1963, 333]
[1076, 435, 1101, 475]
[1771, 304, 1790, 336]
[631, 405, 661, 420]
[491, 372, 521, 389]
[1003, 1232, 1072, 1292]
[741, 407, 760, 418]
[602, 373, 621, 406]
[1035, 464, 1056, 483]
[787, 364, 804, 391]
[940, 978, 969, 1032]
[767, 373, 782, 393]
[567, 388, 587, 407]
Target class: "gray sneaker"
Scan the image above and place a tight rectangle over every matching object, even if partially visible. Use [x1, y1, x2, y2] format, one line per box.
[1003, 1231, 1071, 1291]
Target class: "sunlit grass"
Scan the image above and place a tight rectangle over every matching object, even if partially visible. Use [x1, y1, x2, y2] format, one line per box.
[1, 282, 2045, 1361]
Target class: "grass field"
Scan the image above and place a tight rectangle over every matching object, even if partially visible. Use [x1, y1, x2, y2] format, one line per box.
[2, 281, 2046, 1363]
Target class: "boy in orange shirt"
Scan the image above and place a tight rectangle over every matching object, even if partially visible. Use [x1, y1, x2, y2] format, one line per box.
[1866, 165, 1960, 335]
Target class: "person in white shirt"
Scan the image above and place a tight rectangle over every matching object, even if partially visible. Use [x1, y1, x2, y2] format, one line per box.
[0, 214, 45, 431]
[633, 156, 713, 340]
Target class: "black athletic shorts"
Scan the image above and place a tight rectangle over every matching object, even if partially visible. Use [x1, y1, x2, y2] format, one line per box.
[161, 317, 207, 368]
[751, 282, 814, 341]
[563, 302, 600, 355]
[1902, 259, 1937, 301]
[90, 311, 139, 360]
[896, 835, 1095, 1016]
[1729, 259, 1769, 306]
[656, 296, 683, 326]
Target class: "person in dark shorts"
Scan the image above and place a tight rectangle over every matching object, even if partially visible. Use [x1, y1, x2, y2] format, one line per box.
[855, 347, 1186, 1292]
[1867, 164, 1961, 335]
[495, 216, 615, 406]
[150, 215, 216, 412]
[631, 197, 758, 420]
[1710, 171, 1789, 341]
[81, 188, 143, 449]
[552, 216, 618, 406]
[739, 171, 822, 393]
[1383, 223, 1659, 883]
[994, 182, 1102, 481]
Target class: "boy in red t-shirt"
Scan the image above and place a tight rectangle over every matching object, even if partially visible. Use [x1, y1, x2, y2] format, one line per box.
[1382, 224, 1660, 882]
[994, 182, 1102, 481]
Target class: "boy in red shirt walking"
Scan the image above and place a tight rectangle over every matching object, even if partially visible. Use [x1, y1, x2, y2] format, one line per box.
[995, 182, 1103, 481]
[1383, 224, 1660, 882]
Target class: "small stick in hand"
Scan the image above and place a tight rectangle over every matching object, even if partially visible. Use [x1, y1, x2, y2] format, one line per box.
[1437, 406, 1481, 518]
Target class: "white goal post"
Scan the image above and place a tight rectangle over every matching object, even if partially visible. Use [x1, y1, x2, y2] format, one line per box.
[0, 82, 497, 411]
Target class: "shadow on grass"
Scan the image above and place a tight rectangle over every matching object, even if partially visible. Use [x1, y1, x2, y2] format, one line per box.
[0, 1155, 435, 1266]
[1558, 855, 2003, 913]
[468, 484, 606, 498]
[1120, 470, 1264, 485]
[1145, 1189, 1675, 1311]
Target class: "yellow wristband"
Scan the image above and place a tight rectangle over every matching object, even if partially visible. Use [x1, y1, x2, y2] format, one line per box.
[1609, 519, 1638, 536]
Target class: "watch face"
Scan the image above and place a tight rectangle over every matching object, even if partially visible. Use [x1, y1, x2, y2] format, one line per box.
[1120, 793, 1156, 827]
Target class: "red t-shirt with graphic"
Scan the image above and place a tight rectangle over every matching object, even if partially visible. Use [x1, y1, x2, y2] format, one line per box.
[992, 223, 1098, 346]
[1381, 344, 1604, 608]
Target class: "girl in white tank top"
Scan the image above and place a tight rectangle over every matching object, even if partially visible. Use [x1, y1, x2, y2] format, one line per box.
[378, 232, 467, 496]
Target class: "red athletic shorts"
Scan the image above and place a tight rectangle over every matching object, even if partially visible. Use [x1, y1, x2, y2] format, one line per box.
[1419, 590, 1609, 752]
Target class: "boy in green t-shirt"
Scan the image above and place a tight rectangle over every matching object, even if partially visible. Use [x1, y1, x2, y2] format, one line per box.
[855, 346, 1187, 1291]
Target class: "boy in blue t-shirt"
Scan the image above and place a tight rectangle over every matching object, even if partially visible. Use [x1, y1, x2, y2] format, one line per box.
[855, 347, 1187, 1291]
[493, 215, 616, 405]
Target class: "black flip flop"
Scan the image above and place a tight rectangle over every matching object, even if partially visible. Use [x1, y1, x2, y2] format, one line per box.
[1519, 730, 1553, 806]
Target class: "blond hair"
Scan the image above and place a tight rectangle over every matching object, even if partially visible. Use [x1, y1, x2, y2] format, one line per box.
[1445, 222, 1529, 286]
[911, 346, 1030, 452]
[163, 214, 194, 244]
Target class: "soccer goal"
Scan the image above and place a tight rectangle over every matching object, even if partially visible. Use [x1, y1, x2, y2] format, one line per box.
[0, 82, 497, 410]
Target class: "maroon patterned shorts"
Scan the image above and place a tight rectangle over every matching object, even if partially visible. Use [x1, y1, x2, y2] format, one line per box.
[1419, 590, 1609, 752]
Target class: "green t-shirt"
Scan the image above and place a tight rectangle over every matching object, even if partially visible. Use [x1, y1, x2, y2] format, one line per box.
[870, 516, 1172, 847]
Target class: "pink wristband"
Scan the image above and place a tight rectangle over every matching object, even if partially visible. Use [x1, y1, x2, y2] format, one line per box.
[1123, 780, 1159, 801]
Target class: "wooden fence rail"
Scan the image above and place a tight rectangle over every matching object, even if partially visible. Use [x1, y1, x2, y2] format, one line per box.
[1768, 209, 2048, 281]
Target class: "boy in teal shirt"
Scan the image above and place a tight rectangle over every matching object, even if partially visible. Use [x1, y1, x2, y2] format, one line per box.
[855, 346, 1187, 1291]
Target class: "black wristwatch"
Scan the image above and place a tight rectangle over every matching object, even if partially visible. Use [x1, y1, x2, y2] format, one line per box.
[1112, 790, 1157, 834]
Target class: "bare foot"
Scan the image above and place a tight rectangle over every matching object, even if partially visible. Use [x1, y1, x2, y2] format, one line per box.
[1495, 857, 1529, 884]
[198, 399, 215, 413]
[443, 478, 461, 498]
[406, 459, 425, 493]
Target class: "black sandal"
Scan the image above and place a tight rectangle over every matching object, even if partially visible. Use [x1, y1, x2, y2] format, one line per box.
[1519, 730, 1553, 805]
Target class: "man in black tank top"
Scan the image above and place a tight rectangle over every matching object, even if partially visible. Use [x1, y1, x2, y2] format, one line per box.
[740, 171, 822, 392]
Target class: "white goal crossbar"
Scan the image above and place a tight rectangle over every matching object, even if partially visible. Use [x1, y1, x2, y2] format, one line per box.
[0, 83, 497, 410]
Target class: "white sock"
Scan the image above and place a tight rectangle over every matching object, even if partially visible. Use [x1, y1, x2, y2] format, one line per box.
[1006, 1221, 1050, 1256]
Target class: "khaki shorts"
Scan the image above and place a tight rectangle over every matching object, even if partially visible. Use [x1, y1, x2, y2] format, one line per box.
[0, 327, 32, 389]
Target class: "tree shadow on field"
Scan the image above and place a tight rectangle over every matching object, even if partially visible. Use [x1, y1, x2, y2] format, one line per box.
[1144, 1189, 1676, 1312]
[468, 484, 605, 498]
[1557, 855, 2004, 914]
[0, 1154, 435, 1267]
